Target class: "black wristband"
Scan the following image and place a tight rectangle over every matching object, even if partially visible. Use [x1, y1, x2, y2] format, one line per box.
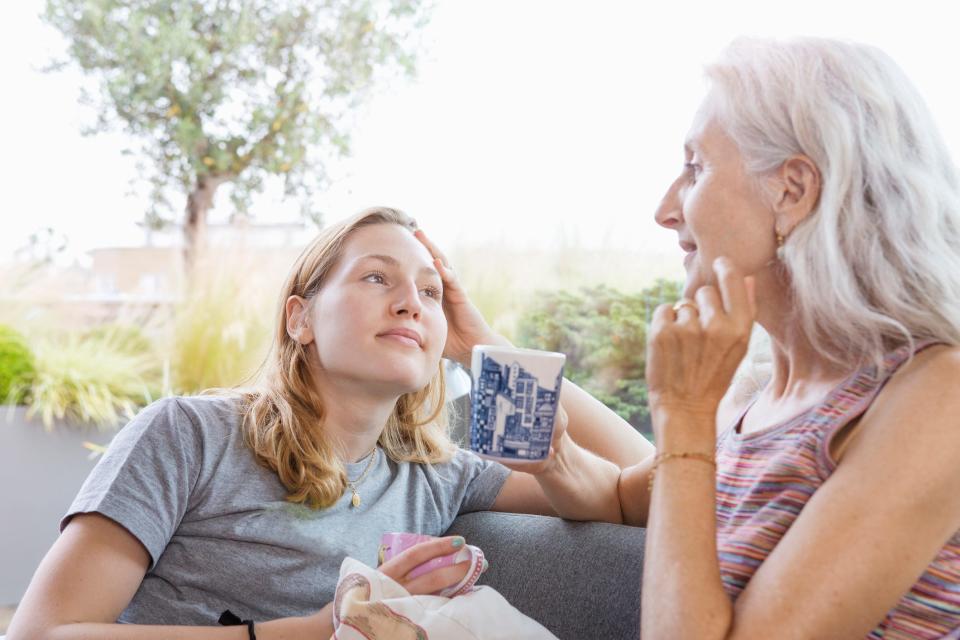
[218, 609, 256, 639]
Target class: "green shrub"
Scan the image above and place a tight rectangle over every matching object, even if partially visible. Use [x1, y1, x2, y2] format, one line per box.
[25, 330, 163, 430]
[516, 279, 682, 437]
[0, 325, 36, 404]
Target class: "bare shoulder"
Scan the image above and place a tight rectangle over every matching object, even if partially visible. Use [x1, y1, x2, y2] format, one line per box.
[892, 342, 960, 375]
[871, 344, 960, 421]
[847, 343, 960, 473]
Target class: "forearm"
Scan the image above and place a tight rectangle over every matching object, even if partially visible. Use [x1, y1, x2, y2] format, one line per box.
[617, 454, 655, 526]
[535, 432, 623, 523]
[560, 378, 655, 467]
[14, 606, 333, 640]
[641, 412, 732, 640]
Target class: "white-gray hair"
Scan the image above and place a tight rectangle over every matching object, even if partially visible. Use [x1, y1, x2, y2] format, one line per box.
[705, 37, 960, 370]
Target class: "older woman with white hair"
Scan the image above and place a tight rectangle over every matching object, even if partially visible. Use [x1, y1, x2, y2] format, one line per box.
[617, 38, 960, 638]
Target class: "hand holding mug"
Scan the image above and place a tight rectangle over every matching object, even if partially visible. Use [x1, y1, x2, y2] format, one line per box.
[377, 534, 486, 597]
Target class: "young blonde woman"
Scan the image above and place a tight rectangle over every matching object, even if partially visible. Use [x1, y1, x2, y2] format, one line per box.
[8, 207, 652, 639]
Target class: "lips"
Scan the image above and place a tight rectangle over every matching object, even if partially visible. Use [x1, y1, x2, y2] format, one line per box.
[678, 239, 698, 268]
[377, 327, 424, 349]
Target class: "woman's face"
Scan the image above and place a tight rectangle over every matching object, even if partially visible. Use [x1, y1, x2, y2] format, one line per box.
[654, 102, 778, 299]
[305, 223, 447, 396]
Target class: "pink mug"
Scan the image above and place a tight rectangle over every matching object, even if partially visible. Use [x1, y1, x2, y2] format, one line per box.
[378, 532, 486, 597]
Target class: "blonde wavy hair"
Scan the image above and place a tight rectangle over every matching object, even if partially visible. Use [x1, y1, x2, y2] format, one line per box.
[239, 207, 455, 509]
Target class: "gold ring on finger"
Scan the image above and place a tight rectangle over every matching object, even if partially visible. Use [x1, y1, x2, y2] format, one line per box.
[672, 300, 699, 314]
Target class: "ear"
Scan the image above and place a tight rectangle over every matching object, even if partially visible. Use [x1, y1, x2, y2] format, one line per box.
[285, 295, 315, 345]
[770, 154, 820, 235]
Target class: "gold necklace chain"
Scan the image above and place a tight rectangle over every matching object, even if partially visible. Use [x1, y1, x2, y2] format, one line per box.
[345, 447, 379, 508]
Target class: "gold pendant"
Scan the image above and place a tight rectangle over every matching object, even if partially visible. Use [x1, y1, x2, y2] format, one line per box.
[351, 491, 361, 508]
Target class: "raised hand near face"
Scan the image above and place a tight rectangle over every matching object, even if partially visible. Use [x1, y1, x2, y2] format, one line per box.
[414, 229, 511, 366]
[646, 257, 757, 435]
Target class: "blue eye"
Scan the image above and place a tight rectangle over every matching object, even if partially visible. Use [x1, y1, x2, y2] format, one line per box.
[364, 271, 387, 284]
[422, 285, 442, 299]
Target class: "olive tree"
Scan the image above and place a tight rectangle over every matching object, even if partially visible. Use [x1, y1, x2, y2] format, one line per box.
[44, 0, 431, 266]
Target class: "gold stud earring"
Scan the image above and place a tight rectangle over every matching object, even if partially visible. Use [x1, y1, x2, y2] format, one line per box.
[775, 231, 786, 261]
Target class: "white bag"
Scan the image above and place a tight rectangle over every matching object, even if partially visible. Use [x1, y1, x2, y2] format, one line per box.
[332, 557, 558, 640]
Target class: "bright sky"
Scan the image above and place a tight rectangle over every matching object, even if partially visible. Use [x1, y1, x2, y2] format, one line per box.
[2, 0, 959, 266]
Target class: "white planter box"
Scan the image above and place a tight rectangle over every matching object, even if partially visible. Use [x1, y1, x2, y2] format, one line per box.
[0, 407, 117, 605]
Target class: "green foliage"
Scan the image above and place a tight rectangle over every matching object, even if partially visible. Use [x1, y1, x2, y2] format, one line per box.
[5, 252, 285, 427]
[167, 255, 276, 393]
[43, 0, 432, 225]
[0, 326, 37, 404]
[25, 330, 163, 430]
[516, 280, 683, 435]
[83, 322, 156, 356]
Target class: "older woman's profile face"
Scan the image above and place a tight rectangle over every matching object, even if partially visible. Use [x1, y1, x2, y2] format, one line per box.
[654, 101, 779, 299]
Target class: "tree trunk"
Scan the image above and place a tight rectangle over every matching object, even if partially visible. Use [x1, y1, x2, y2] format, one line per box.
[183, 175, 224, 271]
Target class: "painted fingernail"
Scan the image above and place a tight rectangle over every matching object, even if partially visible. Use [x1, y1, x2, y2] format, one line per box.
[452, 536, 465, 547]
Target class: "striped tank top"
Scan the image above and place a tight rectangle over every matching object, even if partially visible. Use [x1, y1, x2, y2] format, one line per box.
[715, 342, 960, 639]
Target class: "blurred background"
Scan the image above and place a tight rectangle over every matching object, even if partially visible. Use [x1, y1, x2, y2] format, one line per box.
[1, 0, 959, 627]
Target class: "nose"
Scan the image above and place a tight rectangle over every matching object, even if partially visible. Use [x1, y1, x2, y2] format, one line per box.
[389, 280, 422, 320]
[654, 176, 684, 229]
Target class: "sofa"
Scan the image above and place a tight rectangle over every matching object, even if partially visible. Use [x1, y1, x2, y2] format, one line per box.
[445, 511, 646, 640]
[0, 514, 645, 640]
[440, 389, 647, 639]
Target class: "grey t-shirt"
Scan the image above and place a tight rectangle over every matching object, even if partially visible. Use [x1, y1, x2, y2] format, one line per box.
[62, 395, 511, 625]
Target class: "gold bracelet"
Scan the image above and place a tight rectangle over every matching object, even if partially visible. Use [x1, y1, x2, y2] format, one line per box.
[648, 451, 716, 493]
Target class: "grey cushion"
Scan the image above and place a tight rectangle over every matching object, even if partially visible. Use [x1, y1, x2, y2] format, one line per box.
[445, 512, 646, 640]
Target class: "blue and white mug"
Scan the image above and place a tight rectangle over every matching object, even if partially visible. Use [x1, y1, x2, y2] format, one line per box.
[469, 345, 566, 462]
